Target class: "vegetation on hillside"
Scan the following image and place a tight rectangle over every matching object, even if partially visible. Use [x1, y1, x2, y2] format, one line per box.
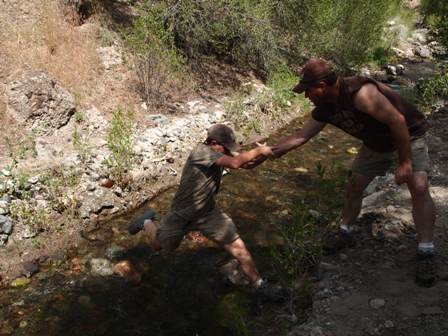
[124, 0, 402, 73]
[421, 0, 448, 48]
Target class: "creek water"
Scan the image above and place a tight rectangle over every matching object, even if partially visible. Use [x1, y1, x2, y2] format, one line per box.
[0, 63, 436, 335]
[0, 116, 358, 336]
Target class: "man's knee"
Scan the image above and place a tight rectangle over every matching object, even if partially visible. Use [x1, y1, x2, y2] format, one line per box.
[409, 173, 431, 200]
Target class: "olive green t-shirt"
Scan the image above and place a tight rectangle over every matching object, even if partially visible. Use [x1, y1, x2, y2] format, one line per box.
[170, 144, 224, 220]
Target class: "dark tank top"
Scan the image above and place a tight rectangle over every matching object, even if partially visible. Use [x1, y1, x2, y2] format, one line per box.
[312, 76, 428, 152]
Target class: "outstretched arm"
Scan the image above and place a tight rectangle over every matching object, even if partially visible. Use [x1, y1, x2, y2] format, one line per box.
[270, 118, 326, 158]
[215, 143, 273, 169]
[240, 155, 267, 169]
[353, 83, 412, 185]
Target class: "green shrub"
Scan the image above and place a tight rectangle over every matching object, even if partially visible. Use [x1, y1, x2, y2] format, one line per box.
[10, 201, 49, 233]
[106, 107, 135, 181]
[421, 0, 448, 48]
[271, 202, 321, 284]
[72, 127, 91, 163]
[415, 69, 448, 112]
[272, 0, 401, 70]
[123, 2, 186, 107]
[146, 0, 280, 76]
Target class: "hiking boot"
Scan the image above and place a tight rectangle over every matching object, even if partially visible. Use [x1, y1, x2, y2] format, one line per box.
[322, 230, 355, 254]
[128, 209, 156, 235]
[255, 280, 288, 303]
[415, 251, 438, 288]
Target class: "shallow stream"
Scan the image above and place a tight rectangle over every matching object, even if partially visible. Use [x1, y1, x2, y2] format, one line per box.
[0, 116, 359, 336]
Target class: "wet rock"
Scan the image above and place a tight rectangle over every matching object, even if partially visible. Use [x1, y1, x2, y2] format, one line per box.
[320, 262, 339, 272]
[10, 277, 31, 288]
[369, 298, 386, 309]
[89, 258, 114, 276]
[113, 260, 142, 284]
[288, 326, 327, 336]
[105, 244, 126, 260]
[339, 253, 348, 261]
[22, 261, 39, 278]
[384, 320, 394, 328]
[386, 65, 397, 76]
[6, 70, 75, 134]
[219, 258, 249, 286]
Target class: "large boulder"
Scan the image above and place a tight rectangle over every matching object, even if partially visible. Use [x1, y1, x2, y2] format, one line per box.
[6, 70, 76, 134]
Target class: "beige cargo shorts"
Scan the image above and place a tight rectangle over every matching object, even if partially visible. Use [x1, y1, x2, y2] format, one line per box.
[156, 208, 239, 251]
[352, 136, 430, 177]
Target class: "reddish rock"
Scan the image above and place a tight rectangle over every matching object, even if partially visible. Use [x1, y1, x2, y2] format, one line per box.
[100, 178, 114, 188]
[113, 260, 141, 284]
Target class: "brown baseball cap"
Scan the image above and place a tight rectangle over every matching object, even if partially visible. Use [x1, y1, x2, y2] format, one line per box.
[207, 124, 239, 152]
[293, 58, 335, 94]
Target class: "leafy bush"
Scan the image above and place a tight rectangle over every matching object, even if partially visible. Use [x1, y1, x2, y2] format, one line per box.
[271, 0, 401, 70]
[123, 2, 186, 107]
[421, 0, 448, 48]
[10, 201, 49, 233]
[106, 107, 135, 181]
[163, 0, 280, 76]
[271, 203, 321, 284]
[415, 69, 448, 111]
[122, 0, 403, 83]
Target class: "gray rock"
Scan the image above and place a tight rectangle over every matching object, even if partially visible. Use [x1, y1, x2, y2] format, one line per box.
[6, 70, 76, 134]
[384, 320, 394, 328]
[0, 215, 13, 234]
[320, 262, 339, 271]
[362, 190, 387, 208]
[0, 234, 9, 246]
[105, 245, 126, 260]
[89, 258, 114, 277]
[386, 65, 397, 76]
[219, 258, 249, 286]
[369, 298, 386, 309]
[415, 45, 431, 58]
[0, 204, 9, 215]
[96, 46, 122, 70]
[22, 261, 39, 278]
[78, 187, 120, 218]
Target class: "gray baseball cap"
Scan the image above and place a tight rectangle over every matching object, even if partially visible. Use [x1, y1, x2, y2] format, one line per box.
[207, 124, 239, 152]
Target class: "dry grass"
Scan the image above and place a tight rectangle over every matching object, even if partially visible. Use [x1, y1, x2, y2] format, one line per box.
[1, 0, 101, 97]
[0, 0, 104, 167]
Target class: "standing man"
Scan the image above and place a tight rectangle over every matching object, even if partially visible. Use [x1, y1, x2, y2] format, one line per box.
[268, 58, 437, 287]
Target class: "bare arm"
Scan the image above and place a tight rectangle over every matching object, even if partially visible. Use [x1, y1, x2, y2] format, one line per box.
[353, 83, 412, 184]
[271, 118, 326, 158]
[215, 145, 272, 169]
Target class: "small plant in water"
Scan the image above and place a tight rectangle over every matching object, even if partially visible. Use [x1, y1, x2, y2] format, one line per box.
[106, 107, 135, 183]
